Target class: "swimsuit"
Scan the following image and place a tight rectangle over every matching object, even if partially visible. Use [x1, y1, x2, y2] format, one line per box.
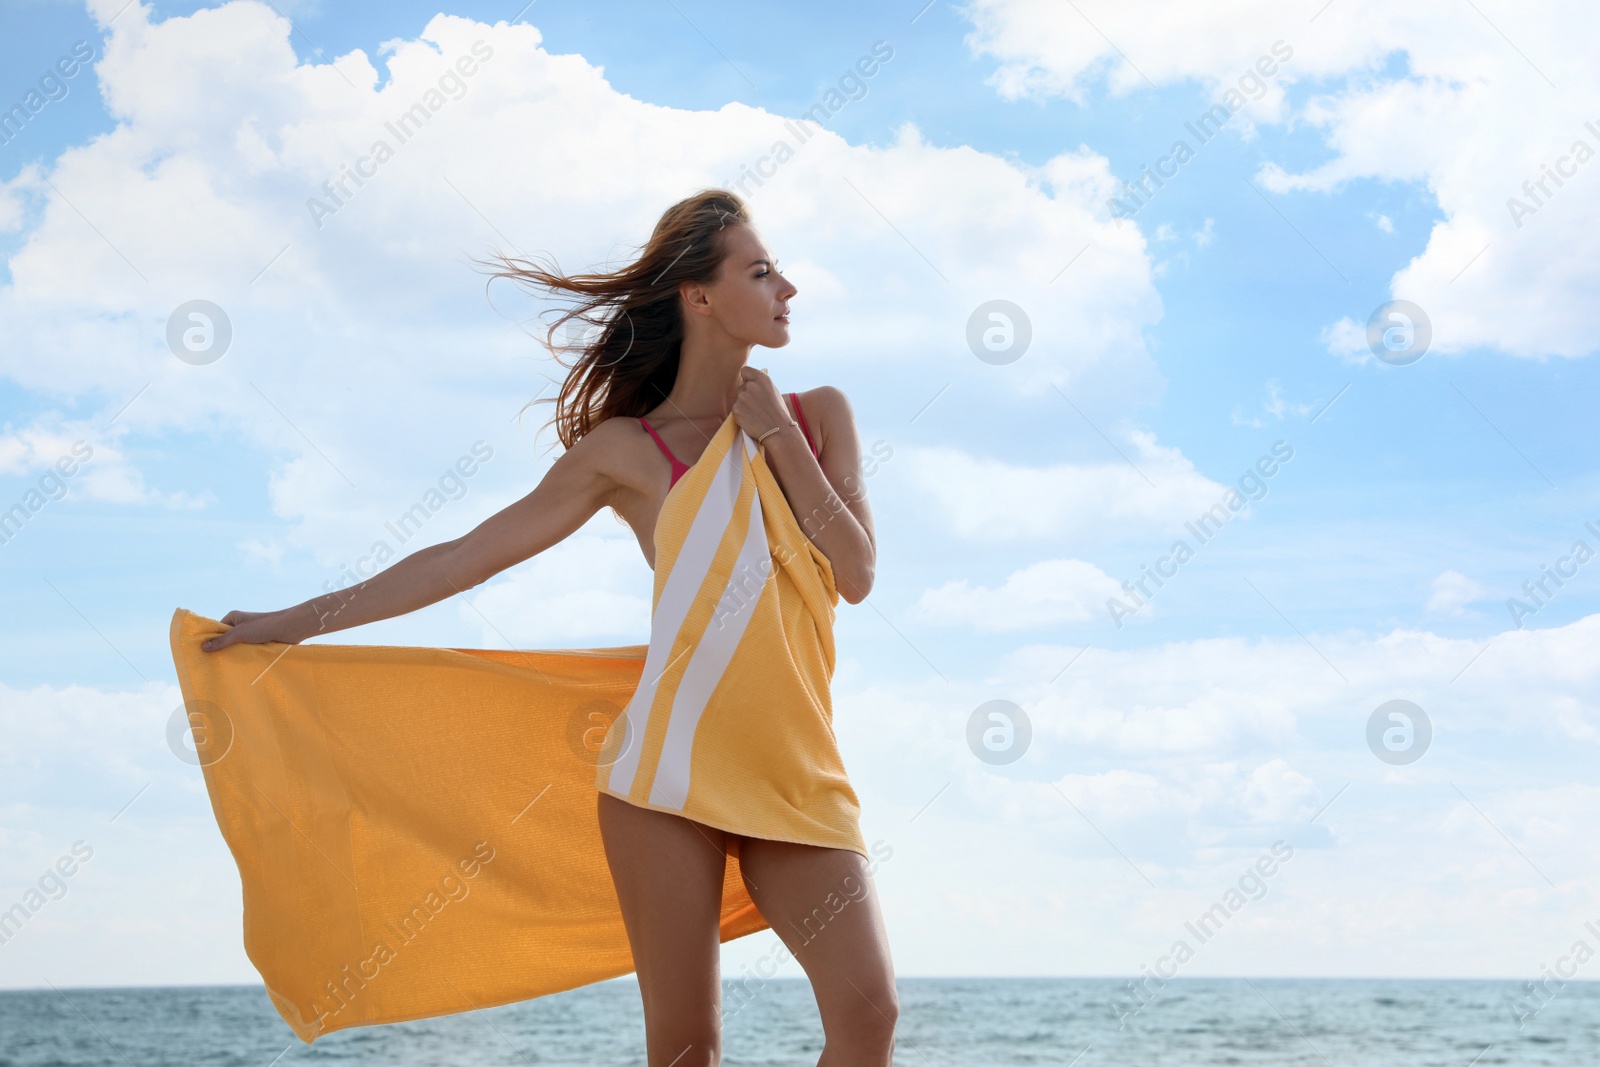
[638, 391, 819, 489]
[165, 386, 864, 1044]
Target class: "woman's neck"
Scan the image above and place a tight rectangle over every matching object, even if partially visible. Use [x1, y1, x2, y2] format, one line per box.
[661, 333, 753, 421]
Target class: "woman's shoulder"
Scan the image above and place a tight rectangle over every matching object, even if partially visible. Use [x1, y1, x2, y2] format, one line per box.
[791, 384, 846, 402]
[554, 414, 650, 481]
[582, 411, 654, 443]
[789, 385, 851, 416]
[790, 385, 854, 440]
[579, 413, 655, 460]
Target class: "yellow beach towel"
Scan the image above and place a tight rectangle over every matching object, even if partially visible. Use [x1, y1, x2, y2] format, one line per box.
[168, 411, 865, 1043]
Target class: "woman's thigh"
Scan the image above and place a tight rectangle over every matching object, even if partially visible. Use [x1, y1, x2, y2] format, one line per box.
[596, 792, 731, 1062]
[735, 837, 898, 1039]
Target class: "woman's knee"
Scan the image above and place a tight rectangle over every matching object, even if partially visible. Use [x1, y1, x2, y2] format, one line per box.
[822, 979, 899, 1048]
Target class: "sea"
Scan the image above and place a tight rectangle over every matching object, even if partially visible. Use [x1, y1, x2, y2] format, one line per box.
[2, 977, 1596, 1065]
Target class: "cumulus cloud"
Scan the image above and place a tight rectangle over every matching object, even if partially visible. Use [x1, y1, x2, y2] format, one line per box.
[460, 522, 652, 645]
[1321, 314, 1372, 364]
[1231, 380, 1315, 427]
[903, 429, 1227, 543]
[960, 0, 1600, 361]
[0, 415, 206, 508]
[0, 0, 1177, 565]
[9, 599, 1600, 980]
[1427, 569, 1486, 617]
[834, 610, 1600, 880]
[909, 557, 1124, 630]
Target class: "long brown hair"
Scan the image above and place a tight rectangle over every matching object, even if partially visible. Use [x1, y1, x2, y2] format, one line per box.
[475, 189, 751, 450]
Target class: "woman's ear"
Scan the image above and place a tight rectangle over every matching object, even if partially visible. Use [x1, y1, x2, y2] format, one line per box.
[678, 278, 714, 318]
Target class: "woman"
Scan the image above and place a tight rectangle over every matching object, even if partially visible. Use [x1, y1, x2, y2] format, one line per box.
[199, 189, 897, 1065]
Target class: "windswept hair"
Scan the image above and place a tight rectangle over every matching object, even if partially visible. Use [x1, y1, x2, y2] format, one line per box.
[474, 189, 750, 450]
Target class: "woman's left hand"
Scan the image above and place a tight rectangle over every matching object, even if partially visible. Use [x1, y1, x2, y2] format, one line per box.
[731, 366, 793, 444]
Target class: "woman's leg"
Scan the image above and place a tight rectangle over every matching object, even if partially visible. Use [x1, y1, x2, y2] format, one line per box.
[597, 791, 730, 1066]
[736, 837, 898, 1065]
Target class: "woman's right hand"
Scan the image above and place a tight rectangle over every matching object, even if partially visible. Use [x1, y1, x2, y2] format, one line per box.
[201, 607, 306, 652]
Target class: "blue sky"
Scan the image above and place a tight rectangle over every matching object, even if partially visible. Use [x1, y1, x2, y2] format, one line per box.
[4, 0, 1600, 1003]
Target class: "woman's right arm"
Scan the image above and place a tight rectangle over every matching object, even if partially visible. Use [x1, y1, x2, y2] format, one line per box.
[202, 423, 623, 651]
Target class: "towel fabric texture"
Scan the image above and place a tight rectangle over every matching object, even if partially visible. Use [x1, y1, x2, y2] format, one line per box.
[167, 411, 864, 1043]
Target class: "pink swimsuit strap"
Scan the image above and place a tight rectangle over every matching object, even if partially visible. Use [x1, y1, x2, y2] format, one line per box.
[641, 392, 818, 488]
[637, 416, 690, 486]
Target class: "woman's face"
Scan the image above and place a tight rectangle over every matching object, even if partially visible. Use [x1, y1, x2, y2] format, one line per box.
[691, 223, 797, 349]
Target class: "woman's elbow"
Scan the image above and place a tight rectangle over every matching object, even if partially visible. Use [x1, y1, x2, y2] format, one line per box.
[836, 559, 875, 604]
[443, 539, 497, 592]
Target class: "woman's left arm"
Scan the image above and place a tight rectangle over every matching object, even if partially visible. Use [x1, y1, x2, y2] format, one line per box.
[742, 374, 876, 603]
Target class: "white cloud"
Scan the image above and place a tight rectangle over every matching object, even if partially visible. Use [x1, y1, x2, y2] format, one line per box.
[963, 0, 1313, 111]
[903, 429, 1226, 543]
[9, 601, 1600, 982]
[961, 0, 1600, 361]
[0, 421, 96, 477]
[1231, 380, 1315, 427]
[910, 557, 1123, 630]
[462, 521, 652, 645]
[238, 537, 285, 565]
[850, 611, 1600, 842]
[1427, 569, 1486, 616]
[1321, 314, 1371, 364]
[818, 609, 1600, 973]
[1239, 758, 1318, 824]
[0, 416, 205, 508]
[0, 0, 1174, 564]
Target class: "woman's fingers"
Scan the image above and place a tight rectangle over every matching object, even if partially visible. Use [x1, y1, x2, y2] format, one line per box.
[203, 612, 243, 651]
